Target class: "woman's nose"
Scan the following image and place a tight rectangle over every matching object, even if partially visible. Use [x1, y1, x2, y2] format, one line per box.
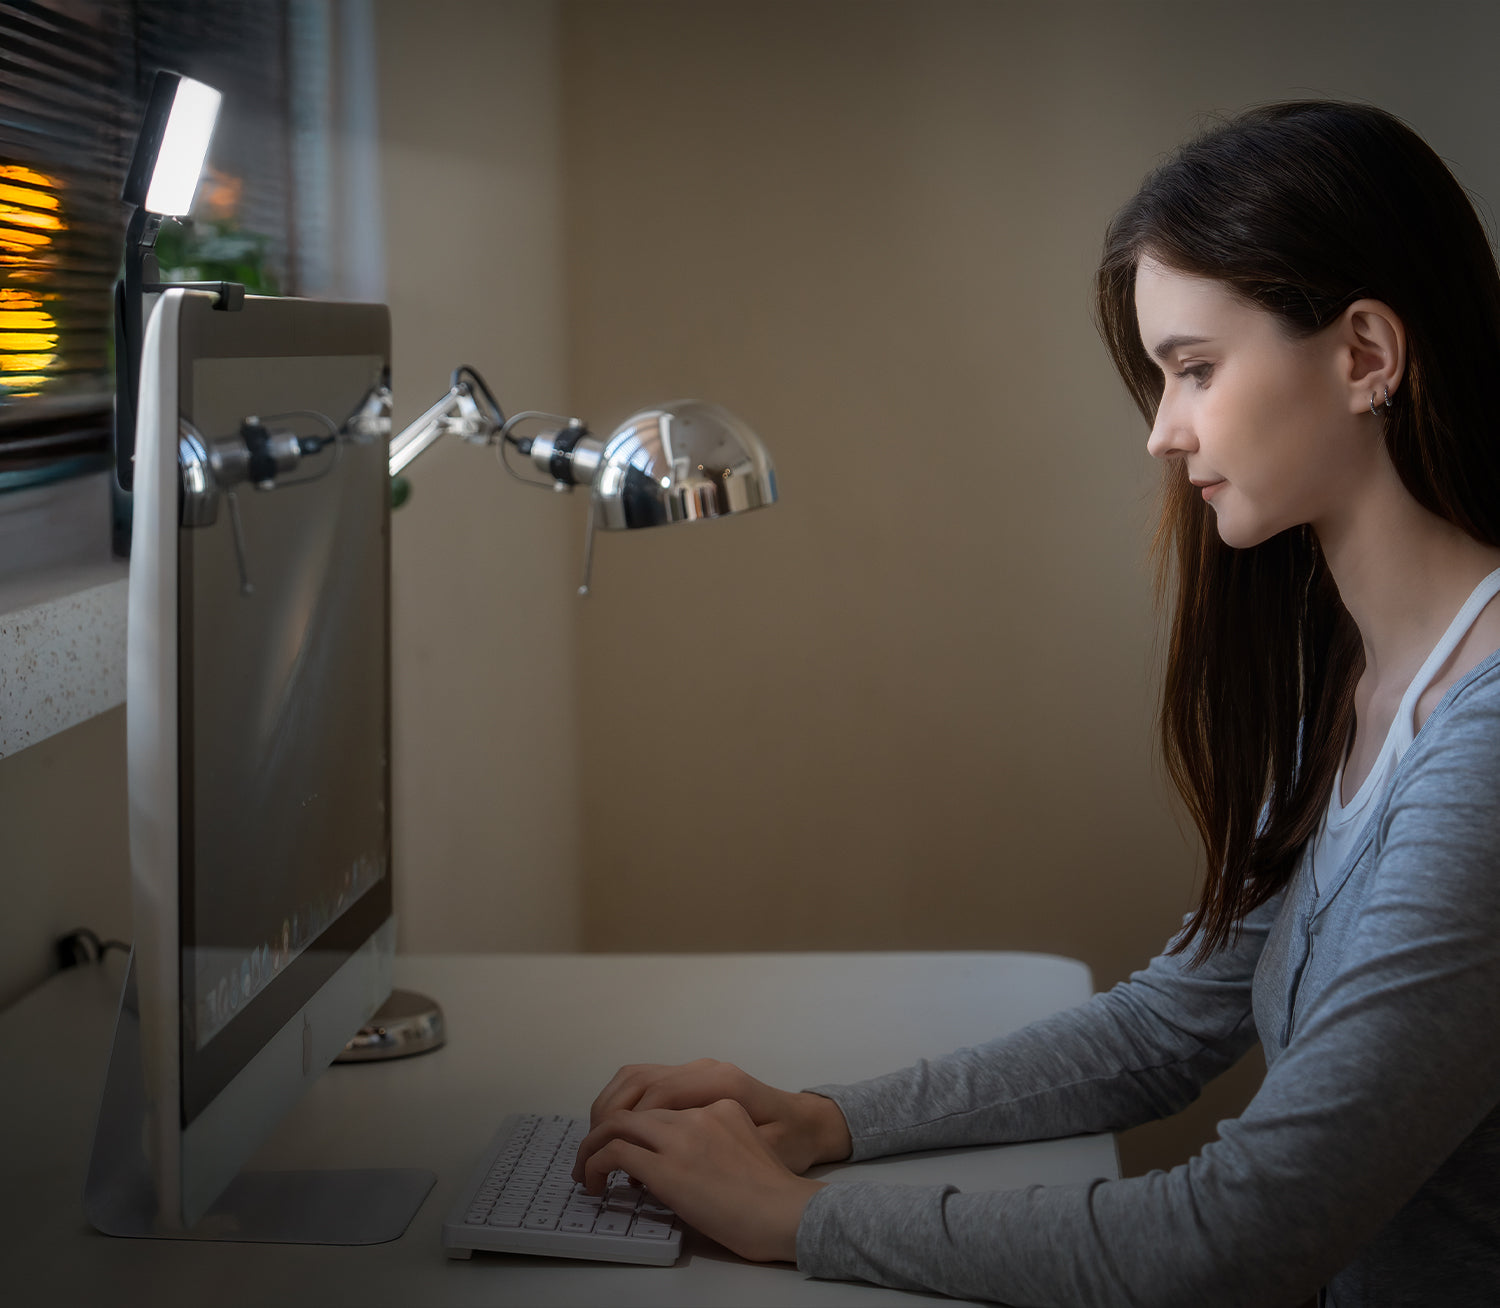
[1146, 395, 1194, 462]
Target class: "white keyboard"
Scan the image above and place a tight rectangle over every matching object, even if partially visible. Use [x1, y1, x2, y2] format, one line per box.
[442, 1113, 683, 1266]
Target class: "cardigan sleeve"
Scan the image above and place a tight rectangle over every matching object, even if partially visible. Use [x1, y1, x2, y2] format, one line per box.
[804, 894, 1274, 1162]
[796, 677, 1500, 1307]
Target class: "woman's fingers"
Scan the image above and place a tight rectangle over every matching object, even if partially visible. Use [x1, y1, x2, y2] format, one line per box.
[589, 1059, 719, 1125]
[593, 1059, 766, 1120]
[574, 1100, 757, 1188]
[574, 1106, 678, 1187]
[572, 1099, 825, 1263]
[578, 1134, 663, 1198]
[588, 1064, 655, 1124]
[580, 1059, 825, 1178]
[634, 1062, 746, 1114]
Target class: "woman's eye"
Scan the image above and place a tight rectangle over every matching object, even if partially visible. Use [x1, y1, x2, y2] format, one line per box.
[1174, 363, 1212, 387]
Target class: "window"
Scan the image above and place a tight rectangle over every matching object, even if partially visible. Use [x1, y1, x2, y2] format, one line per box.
[0, 0, 132, 489]
[0, 0, 318, 494]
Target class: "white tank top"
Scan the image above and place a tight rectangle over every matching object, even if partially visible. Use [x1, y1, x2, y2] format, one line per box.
[1309, 566, 1500, 894]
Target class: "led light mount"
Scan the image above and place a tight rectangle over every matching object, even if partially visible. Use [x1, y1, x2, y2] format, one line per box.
[113, 70, 233, 554]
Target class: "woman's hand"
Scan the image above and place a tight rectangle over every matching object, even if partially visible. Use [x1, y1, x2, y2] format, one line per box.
[571, 1098, 827, 1263]
[583, 1058, 852, 1174]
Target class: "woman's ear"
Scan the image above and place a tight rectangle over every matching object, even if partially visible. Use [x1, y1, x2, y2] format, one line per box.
[1340, 299, 1406, 415]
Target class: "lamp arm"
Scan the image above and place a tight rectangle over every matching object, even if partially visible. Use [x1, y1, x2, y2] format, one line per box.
[387, 369, 599, 488]
[387, 382, 497, 476]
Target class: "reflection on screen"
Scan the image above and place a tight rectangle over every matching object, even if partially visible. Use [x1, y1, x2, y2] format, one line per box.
[181, 355, 388, 1053]
[191, 851, 386, 1047]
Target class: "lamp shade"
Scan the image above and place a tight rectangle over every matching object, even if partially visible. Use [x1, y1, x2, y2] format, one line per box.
[591, 400, 777, 531]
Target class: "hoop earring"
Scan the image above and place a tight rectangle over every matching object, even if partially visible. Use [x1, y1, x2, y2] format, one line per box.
[1369, 385, 1392, 418]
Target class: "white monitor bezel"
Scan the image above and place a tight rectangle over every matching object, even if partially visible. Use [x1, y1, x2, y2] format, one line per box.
[124, 288, 396, 1230]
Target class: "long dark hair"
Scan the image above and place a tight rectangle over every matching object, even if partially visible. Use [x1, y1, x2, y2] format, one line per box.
[1095, 101, 1500, 960]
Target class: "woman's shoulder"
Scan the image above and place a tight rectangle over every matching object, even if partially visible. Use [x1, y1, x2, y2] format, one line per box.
[1415, 595, 1500, 730]
[1392, 649, 1500, 810]
[1424, 645, 1500, 729]
[1373, 652, 1500, 907]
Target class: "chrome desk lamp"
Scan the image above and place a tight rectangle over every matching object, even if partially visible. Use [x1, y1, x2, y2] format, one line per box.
[333, 373, 777, 1061]
[387, 366, 778, 595]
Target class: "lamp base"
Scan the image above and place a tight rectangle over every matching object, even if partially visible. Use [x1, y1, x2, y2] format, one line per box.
[336, 988, 445, 1062]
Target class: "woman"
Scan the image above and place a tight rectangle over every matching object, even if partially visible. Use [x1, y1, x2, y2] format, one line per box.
[570, 102, 1500, 1306]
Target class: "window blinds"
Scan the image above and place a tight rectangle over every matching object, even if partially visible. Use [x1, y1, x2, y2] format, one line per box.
[0, 0, 132, 472]
[0, 0, 292, 481]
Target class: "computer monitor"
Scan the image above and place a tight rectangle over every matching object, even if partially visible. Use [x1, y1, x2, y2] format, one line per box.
[86, 289, 433, 1242]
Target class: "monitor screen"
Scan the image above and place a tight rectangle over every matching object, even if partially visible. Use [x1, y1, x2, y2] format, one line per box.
[178, 352, 390, 1123]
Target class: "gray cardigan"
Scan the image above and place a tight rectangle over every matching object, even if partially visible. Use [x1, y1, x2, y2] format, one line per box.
[798, 652, 1500, 1307]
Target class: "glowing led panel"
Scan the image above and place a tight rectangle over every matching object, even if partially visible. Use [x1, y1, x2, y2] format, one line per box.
[143, 77, 222, 216]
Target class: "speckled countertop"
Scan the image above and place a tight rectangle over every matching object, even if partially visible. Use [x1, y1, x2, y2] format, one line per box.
[0, 565, 128, 758]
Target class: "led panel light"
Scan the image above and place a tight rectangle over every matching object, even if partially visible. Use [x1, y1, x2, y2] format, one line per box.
[143, 77, 222, 217]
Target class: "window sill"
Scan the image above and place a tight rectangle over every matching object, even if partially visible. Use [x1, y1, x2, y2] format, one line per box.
[0, 471, 128, 758]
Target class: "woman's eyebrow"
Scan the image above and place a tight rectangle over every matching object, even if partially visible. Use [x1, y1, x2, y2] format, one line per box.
[1152, 334, 1212, 362]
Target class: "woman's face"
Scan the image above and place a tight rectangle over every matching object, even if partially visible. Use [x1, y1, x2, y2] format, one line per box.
[1134, 257, 1368, 549]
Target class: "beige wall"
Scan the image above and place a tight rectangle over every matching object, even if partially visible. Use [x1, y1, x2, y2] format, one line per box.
[375, 0, 579, 953]
[0, 707, 131, 1006]
[558, 0, 1500, 1172]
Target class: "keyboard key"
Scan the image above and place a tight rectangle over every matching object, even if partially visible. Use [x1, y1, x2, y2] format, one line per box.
[595, 1212, 632, 1234]
[487, 1212, 523, 1227]
[631, 1220, 673, 1240]
[524, 1212, 561, 1230]
[560, 1214, 597, 1232]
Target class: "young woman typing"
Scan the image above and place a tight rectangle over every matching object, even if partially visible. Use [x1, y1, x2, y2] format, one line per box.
[570, 102, 1500, 1307]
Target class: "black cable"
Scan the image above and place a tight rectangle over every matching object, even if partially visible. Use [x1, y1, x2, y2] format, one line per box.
[451, 365, 506, 427]
[496, 431, 555, 488]
[55, 926, 130, 970]
[446, 367, 571, 492]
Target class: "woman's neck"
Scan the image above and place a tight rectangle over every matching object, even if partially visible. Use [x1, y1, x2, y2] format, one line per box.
[1315, 449, 1500, 688]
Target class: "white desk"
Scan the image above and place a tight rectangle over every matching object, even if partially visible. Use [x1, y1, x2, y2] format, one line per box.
[2, 952, 1118, 1307]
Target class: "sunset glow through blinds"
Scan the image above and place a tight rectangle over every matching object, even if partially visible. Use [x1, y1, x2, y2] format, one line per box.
[0, 165, 64, 398]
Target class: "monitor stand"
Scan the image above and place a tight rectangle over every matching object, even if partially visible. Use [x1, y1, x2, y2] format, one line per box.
[85, 954, 435, 1244]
